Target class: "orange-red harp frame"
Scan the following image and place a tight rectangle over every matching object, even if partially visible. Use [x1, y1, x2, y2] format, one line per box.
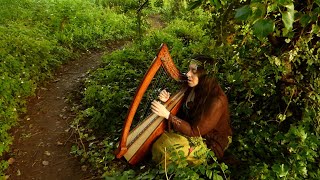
[115, 44, 186, 165]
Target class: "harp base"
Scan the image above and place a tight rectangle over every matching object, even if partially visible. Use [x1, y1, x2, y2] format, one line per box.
[126, 121, 166, 165]
[116, 88, 186, 165]
[115, 147, 128, 159]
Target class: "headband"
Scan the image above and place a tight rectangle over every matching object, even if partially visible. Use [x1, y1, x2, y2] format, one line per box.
[190, 59, 204, 70]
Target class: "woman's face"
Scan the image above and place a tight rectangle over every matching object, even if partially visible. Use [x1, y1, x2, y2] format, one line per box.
[186, 63, 199, 87]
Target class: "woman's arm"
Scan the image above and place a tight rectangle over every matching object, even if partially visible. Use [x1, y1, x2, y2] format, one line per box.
[169, 98, 224, 137]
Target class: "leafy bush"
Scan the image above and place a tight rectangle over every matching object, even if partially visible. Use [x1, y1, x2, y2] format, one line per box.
[78, 17, 216, 133]
[0, 0, 136, 175]
[48, 0, 135, 49]
[71, 14, 232, 178]
[82, 47, 149, 132]
[192, 1, 320, 179]
[72, 0, 320, 179]
[0, 22, 69, 171]
[93, 0, 140, 13]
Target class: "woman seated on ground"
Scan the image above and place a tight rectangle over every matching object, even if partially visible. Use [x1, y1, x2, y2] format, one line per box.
[151, 56, 232, 161]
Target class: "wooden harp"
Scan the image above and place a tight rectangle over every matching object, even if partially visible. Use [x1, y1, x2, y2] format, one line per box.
[115, 43, 186, 165]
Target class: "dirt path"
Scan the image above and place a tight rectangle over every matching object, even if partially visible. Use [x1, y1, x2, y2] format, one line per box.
[4, 13, 165, 180]
[5, 42, 127, 180]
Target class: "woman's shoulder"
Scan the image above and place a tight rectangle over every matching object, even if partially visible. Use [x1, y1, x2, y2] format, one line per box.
[208, 94, 228, 111]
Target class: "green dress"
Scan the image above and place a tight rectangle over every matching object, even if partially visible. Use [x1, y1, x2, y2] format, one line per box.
[151, 131, 209, 166]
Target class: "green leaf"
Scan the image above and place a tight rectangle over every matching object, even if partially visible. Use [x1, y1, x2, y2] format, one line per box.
[220, 163, 228, 171]
[268, 3, 278, 13]
[272, 164, 289, 178]
[314, 6, 320, 13]
[311, 8, 320, 21]
[235, 5, 252, 21]
[312, 25, 320, 36]
[209, 0, 222, 10]
[206, 170, 213, 179]
[251, 3, 266, 20]
[281, 3, 295, 36]
[253, 19, 275, 38]
[300, 14, 311, 27]
[277, 113, 287, 122]
[213, 173, 224, 180]
[276, 0, 292, 6]
[188, 0, 203, 10]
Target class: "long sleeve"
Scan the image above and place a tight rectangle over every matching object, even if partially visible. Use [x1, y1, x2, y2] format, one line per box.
[168, 98, 224, 137]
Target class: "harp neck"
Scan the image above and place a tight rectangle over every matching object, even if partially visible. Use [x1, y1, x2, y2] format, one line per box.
[116, 44, 184, 158]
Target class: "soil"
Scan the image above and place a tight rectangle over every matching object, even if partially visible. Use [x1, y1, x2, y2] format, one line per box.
[4, 13, 165, 180]
[5, 42, 128, 180]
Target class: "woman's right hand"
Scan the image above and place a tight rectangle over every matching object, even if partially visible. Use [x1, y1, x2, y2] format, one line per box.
[158, 89, 170, 103]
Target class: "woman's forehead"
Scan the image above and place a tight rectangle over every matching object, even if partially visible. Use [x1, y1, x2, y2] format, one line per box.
[189, 63, 198, 70]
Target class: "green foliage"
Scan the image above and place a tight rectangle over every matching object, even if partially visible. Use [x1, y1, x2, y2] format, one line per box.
[0, 0, 136, 176]
[93, 0, 140, 13]
[48, 0, 135, 49]
[0, 19, 69, 176]
[213, 35, 320, 179]
[68, 0, 319, 179]
[71, 12, 229, 178]
[104, 150, 229, 180]
[281, 3, 295, 35]
[197, 1, 320, 179]
[252, 19, 275, 39]
[79, 16, 217, 132]
[234, 0, 320, 41]
[0, 160, 9, 179]
[235, 5, 252, 20]
[82, 48, 149, 132]
[1, 0, 135, 50]
[160, 150, 229, 180]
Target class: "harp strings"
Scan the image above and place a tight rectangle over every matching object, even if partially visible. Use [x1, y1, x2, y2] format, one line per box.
[135, 67, 168, 125]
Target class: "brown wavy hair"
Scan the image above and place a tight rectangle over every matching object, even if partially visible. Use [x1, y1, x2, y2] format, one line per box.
[190, 55, 224, 120]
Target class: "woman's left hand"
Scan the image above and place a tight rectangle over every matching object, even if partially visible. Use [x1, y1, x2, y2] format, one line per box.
[151, 100, 170, 119]
[158, 89, 170, 103]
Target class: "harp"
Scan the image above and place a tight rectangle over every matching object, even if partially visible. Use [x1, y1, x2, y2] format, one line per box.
[115, 44, 186, 165]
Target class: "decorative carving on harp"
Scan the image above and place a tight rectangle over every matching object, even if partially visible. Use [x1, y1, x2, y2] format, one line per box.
[115, 43, 187, 165]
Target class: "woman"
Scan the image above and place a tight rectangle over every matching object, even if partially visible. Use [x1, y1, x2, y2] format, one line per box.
[151, 56, 232, 160]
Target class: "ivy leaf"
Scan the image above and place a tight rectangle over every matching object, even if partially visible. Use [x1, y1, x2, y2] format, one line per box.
[300, 14, 311, 27]
[235, 5, 252, 21]
[209, 0, 222, 10]
[277, 113, 287, 122]
[281, 3, 295, 36]
[276, 0, 292, 5]
[251, 0, 262, 2]
[213, 173, 224, 180]
[312, 25, 320, 36]
[311, 7, 320, 21]
[253, 19, 275, 38]
[206, 170, 213, 179]
[188, 0, 203, 10]
[272, 164, 289, 178]
[268, 3, 278, 13]
[220, 163, 228, 171]
[251, 3, 266, 20]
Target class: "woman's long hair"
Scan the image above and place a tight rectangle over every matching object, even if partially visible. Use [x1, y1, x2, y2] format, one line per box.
[193, 75, 223, 119]
[190, 56, 224, 121]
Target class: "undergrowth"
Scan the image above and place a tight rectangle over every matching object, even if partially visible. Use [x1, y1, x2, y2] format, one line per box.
[71, 0, 319, 179]
[0, 0, 135, 176]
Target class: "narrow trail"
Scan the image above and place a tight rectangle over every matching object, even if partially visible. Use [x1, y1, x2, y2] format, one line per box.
[5, 42, 127, 180]
[5, 13, 165, 180]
